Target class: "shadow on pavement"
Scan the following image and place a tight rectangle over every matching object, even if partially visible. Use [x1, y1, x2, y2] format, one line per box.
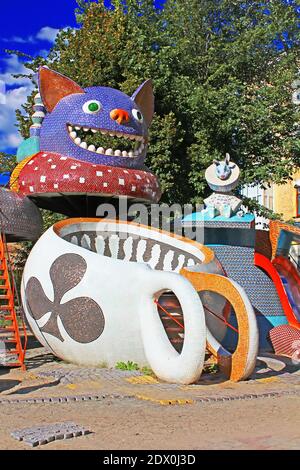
[7, 380, 60, 395]
[0, 377, 21, 393]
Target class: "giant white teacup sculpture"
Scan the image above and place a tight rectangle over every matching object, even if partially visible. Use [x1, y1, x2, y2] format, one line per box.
[22, 219, 258, 384]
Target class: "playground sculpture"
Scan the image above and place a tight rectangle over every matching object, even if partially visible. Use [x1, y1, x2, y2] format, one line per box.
[204, 153, 242, 218]
[14, 66, 300, 383]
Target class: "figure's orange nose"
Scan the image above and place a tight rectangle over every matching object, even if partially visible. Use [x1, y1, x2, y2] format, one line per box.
[110, 109, 130, 125]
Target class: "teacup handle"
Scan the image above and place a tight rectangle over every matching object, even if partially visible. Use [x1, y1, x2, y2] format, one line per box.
[139, 269, 206, 384]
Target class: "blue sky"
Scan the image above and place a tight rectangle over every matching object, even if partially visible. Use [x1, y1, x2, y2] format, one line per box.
[0, 0, 85, 154]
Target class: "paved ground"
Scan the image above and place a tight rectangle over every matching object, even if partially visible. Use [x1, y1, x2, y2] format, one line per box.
[0, 339, 300, 450]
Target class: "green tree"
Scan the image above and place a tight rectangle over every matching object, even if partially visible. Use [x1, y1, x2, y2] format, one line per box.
[8, 0, 300, 207]
[0, 153, 16, 172]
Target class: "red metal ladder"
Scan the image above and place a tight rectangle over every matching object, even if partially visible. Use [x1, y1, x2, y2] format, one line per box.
[0, 233, 27, 370]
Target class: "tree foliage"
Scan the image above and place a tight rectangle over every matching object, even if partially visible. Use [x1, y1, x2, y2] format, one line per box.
[8, 0, 300, 205]
[0, 152, 16, 172]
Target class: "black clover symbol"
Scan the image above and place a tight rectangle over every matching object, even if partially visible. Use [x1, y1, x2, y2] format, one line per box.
[25, 253, 105, 343]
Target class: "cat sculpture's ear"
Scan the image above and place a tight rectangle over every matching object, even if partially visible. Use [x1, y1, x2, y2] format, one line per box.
[131, 79, 154, 127]
[213, 159, 220, 166]
[225, 153, 231, 165]
[39, 66, 85, 112]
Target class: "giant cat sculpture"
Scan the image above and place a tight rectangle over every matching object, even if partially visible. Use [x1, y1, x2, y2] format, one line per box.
[10, 67, 161, 214]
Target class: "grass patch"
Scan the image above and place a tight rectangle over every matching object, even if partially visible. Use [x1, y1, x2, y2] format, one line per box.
[115, 361, 156, 377]
[115, 361, 139, 371]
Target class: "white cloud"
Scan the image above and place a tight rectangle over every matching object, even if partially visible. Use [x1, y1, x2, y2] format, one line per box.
[36, 26, 60, 43]
[3, 25, 63, 46]
[0, 55, 33, 86]
[5, 133, 22, 148]
[0, 81, 5, 105]
[2, 35, 36, 44]
[5, 86, 34, 109]
[0, 24, 71, 152]
[0, 70, 34, 151]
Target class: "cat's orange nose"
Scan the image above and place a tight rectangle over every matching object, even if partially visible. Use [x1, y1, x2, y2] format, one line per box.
[110, 109, 130, 125]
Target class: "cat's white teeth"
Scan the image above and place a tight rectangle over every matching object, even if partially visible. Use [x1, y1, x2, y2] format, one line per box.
[69, 124, 144, 157]
[134, 144, 143, 156]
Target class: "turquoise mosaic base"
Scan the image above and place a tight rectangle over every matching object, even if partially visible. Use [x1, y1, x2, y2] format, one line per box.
[182, 212, 255, 224]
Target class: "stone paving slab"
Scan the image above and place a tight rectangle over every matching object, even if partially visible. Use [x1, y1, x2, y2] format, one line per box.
[37, 368, 143, 384]
[11, 422, 91, 447]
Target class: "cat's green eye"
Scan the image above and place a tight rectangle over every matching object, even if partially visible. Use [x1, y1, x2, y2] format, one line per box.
[132, 109, 144, 123]
[83, 100, 102, 114]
